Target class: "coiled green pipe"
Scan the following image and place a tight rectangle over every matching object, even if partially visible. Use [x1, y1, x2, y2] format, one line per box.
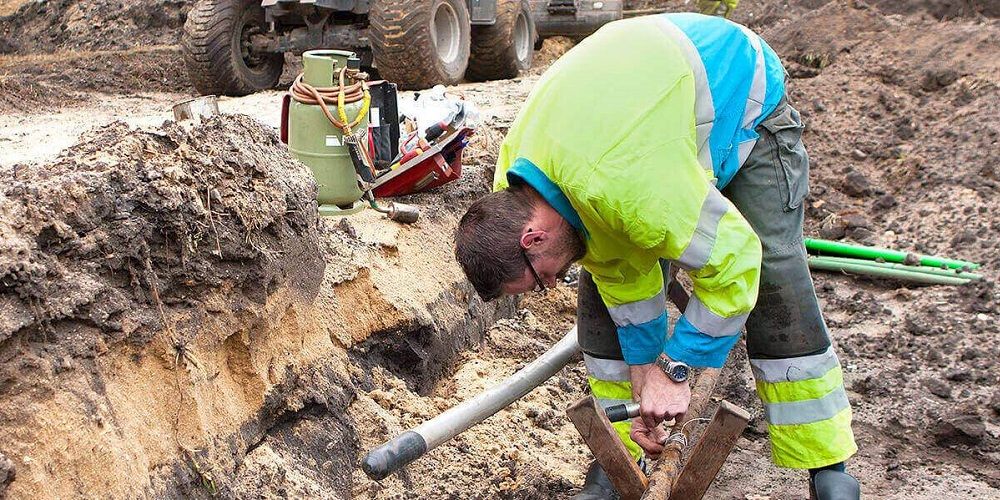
[804, 238, 980, 270]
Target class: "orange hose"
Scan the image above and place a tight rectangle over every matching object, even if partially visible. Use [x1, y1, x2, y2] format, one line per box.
[290, 67, 369, 132]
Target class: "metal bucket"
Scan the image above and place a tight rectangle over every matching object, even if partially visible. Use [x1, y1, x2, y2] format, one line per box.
[172, 95, 220, 123]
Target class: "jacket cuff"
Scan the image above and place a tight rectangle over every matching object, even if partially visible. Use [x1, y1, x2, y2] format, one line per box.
[616, 311, 668, 365]
[664, 314, 740, 368]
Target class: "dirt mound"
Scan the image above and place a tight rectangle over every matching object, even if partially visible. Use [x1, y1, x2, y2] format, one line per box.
[0, 0, 192, 112]
[0, 114, 341, 498]
[0, 46, 190, 112]
[0, 0, 188, 54]
[0, 114, 322, 348]
[763, 1, 1000, 273]
[529, 36, 576, 74]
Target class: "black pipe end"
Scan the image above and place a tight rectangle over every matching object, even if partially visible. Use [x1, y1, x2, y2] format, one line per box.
[605, 404, 631, 423]
[361, 431, 428, 481]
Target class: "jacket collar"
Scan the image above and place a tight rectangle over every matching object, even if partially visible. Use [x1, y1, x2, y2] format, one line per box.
[507, 158, 589, 239]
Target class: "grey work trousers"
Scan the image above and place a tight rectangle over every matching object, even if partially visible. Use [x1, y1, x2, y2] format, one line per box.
[578, 97, 831, 362]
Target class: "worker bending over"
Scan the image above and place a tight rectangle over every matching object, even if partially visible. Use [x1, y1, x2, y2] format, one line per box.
[454, 13, 860, 499]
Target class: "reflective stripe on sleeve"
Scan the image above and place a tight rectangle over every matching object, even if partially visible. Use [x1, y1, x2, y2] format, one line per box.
[583, 354, 630, 382]
[653, 15, 715, 172]
[736, 26, 769, 167]
[684, 294, 749, 337]
[606, 289, 666, 327]
[675, 187, 729, 270]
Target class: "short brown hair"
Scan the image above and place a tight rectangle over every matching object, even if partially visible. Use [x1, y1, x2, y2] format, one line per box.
[455, 184, 537, 301]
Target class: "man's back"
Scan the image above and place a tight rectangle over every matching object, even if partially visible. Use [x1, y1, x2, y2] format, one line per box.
[495, 13, 787, 193]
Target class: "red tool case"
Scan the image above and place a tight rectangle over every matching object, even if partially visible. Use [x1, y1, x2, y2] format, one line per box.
[371, 127, 472, 197]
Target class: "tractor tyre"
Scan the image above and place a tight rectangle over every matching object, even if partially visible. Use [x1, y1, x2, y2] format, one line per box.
[182, 0, 284, 96]
[370, 0, 471, 90]
[466, 0, 535, 81]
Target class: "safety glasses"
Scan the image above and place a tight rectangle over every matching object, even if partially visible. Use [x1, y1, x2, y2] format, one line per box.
[521, 247, 547, 294]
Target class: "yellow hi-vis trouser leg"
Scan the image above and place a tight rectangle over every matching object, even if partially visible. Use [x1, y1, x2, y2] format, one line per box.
[750, 347, 857, 469]
[584, 353, 642, 461]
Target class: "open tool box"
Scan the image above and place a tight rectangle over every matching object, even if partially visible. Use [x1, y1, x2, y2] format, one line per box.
[371, 126, 472, 197]
[364, 82, 474, 197]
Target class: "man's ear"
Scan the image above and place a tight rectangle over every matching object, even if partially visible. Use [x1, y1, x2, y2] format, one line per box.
[520, 230, 547, 249]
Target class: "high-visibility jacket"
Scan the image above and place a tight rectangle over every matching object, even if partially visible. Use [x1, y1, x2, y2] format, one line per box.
[494, 13, 787, 368]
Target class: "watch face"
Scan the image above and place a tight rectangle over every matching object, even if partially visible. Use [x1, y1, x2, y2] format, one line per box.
[670, 364, 689, 381]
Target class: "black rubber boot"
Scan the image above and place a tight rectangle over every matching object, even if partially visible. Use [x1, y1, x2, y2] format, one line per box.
[571, 461, 620, 500]
[810, 469, 861, 500]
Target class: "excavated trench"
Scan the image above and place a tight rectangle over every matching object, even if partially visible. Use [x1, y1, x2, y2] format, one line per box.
[0, 114, 516, 498]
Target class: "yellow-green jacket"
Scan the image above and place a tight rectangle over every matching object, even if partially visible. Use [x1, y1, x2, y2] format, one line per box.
[494, 13, 787, 367]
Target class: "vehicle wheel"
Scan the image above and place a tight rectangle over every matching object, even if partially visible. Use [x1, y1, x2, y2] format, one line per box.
[370, 0, 471, 90]
[466, 0, 535, 81]
[182, 0, 284, 96]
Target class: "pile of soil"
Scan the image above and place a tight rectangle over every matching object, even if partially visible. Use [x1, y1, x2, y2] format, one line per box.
[0, 96, 518, 498]
[0, 0, 193, 112]
[0, 0, 188, 54]
[0, 114, 322, 348]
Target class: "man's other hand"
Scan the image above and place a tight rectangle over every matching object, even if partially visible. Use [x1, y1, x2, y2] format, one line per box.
[630, 416, 669, 458]
[629, 364, 691, 453]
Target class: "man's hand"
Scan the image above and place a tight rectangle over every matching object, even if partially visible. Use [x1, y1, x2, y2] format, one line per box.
[630, 416, 669, 458]
[629, 364, 691, 454]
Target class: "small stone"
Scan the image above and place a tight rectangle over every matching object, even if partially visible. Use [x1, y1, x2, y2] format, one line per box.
[950, 230, 977, 248]
[819, 216, 848, 240]
[923, 378, 952, 399]
[945, 369, 972, 382]
[895, 118, 916, 140]
[851, 149, 868, 161]
[990, 392, 1000, 415]
[842, 213, 870, 229]
[336, 218, 357, 238]
[934, 414, 986, 447]
[920, 68, 959, 92]
[847, 227, 876, 245]
[0, 453, 13, 488]
[841, 170, 872, 198]
[925, 349, 943, 364]
[874, 194, 897, 210]
[54, 356, 74, 373]
[961, 348, 984, 361]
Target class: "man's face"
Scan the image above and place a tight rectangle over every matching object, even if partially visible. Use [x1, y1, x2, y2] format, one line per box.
[501, 249, 575, 296]
[501, 222, 584, 296]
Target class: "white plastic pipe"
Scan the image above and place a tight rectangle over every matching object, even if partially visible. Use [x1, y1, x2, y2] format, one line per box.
[362, 326, 580, 480]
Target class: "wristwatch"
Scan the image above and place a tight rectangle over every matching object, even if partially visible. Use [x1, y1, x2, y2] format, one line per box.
[655, 353, 690, 383]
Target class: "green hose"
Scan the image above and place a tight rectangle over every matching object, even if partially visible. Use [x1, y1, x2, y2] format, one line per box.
[808, 256, 973, 285]
[804, 238, 980, 270]
[813, 256, 983, 281]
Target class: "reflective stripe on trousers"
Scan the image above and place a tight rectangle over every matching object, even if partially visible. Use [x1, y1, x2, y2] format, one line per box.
[750, 347, 858, 469]
[584, 354, 642, 460]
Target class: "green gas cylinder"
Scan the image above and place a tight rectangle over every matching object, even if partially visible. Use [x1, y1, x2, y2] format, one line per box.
[288, 49, 370, 216]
